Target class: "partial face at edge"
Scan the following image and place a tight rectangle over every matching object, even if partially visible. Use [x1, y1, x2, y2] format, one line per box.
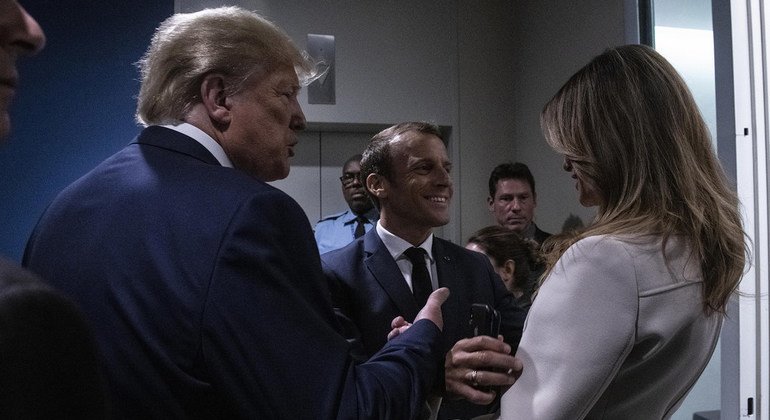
[0, 1, 45, 141]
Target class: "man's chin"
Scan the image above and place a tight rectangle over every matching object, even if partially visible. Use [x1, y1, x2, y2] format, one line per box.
[349, 199, 373, 213]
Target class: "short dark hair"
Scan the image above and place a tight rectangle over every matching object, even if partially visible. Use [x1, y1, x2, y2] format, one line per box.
[360, 122, 443, 210]
[467, 225, 541, 289]
[488, 162, 536, 198]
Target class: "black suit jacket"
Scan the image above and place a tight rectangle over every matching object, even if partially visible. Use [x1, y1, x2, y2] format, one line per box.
[532, 224, 552, 247]
[0, 259, 107, 418]
[24, 126, 443, 419]
[321, 230, 526, 418]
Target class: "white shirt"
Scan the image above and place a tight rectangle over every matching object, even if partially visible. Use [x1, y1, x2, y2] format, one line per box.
[160, 122, 233, 168]
[375, 221, 438, 292]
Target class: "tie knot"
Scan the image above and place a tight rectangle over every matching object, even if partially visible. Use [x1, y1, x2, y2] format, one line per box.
[403, 247, 427, 267]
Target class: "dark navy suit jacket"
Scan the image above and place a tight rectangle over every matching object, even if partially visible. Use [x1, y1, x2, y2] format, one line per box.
[321, 230, 526, 419]
[24, 126, 442, 419]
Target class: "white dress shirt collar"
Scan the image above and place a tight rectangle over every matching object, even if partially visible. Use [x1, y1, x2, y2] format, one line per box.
[159, 122, 233, 168]
[375, 221, 434, 263]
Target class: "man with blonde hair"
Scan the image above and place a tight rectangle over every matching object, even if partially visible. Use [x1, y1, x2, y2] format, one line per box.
[24, 7, 449, 418]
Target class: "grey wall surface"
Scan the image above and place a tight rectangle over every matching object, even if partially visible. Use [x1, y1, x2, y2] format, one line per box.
[176, 0, 627, 244]
[508, 0, 627, 236]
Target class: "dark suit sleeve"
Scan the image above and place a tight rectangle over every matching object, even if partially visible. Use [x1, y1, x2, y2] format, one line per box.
[322, 258, 369, 362]
[200, 190, 441, 419]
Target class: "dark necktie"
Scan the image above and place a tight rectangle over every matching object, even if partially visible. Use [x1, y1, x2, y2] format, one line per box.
[353, 216, 367, 239]
[403, 247, 432, 308]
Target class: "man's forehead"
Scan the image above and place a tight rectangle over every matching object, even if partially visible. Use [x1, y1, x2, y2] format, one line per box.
[268, 66, 301, 87]
[393, 132, 446, 154]
[343, 161, 360, 172]
[497, 178, 532, 194]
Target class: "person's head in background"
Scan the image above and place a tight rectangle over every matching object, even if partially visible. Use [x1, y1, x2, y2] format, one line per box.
[340, 154, 374, 216]
[0, 0, 45, 141]
[541, 44, 746, 314]
[360, 121, 450, 245]
[135, 7, 320, 182]
[466, 225, 540, 299]
[487, 162, 538, 233]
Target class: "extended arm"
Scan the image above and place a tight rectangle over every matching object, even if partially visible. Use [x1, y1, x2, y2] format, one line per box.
[202, 190, 445, 419]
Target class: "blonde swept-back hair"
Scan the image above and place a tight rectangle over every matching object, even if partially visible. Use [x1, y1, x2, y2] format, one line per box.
[540, 44, 747, 314]
[135, 6, 319, 126]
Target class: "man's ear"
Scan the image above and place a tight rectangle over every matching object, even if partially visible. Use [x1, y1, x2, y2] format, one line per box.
[366, 173, 387, 200]
[200, 74, 231, 125]
[487, 196, 494, 211]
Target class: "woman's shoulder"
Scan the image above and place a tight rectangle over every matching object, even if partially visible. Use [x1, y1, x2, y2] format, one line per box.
[566, 234, 639, 258]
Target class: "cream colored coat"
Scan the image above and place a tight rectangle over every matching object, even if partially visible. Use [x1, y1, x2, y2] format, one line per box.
[500, 234, 721, 419]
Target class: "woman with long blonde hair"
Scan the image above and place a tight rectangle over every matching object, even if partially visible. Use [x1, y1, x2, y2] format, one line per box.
[499, 44, 747, 419]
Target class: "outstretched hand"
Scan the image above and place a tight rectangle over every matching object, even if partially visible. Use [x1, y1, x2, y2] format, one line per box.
[387, 288, 450, 340]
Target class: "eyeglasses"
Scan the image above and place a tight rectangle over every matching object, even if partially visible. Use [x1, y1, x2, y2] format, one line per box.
[339, 172, 361, 186]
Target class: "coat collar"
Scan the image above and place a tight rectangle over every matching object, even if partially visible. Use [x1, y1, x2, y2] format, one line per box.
[133, 126, 221, 166]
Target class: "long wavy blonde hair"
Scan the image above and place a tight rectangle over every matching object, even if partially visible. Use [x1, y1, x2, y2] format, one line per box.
[540, 44, 747, 314]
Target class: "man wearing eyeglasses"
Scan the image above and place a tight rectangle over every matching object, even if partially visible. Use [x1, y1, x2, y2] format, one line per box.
[314, 154, 379, 254]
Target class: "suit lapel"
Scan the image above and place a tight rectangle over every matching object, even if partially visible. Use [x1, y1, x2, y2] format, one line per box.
[363, 232, 421, 321]
[433, 239, 468, 344]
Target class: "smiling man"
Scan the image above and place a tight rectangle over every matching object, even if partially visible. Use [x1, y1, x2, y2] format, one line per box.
[321, 122, 525, 419]
[314, 154, 379, 254]
[23, 8, 451, 418]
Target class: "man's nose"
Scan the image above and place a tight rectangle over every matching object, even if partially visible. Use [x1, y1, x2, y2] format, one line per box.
[436, 166, 451, 186]
[11, 5, 46, 56]
[290, 99, 306, 131]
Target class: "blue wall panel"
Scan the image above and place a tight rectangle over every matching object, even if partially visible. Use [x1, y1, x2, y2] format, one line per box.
[1, 1, 174, 260]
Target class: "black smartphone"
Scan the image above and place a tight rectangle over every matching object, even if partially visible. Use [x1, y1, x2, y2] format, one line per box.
[470, 303, 501, 337]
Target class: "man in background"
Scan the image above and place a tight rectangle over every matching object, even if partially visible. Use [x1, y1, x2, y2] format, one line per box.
[315, 154, 379, 254]
[487, 161, 552, 246]
[0, 2, 107, 417]
[24, 7, 451, 418]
